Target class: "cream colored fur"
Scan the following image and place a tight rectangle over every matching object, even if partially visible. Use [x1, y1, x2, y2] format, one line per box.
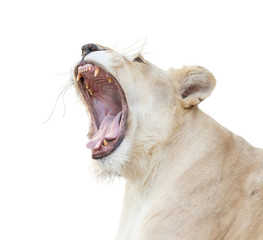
[75, 45, 263, 240]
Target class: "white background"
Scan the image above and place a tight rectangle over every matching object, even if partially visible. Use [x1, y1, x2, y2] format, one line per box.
[0, 0, 263, 239]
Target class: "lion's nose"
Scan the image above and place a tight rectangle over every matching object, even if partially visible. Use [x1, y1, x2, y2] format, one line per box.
[81, 43, 100, 57]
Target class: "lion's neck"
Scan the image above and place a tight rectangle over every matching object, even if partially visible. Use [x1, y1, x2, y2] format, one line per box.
[124, 107, 259, 197]
[124, 107, 231, 187]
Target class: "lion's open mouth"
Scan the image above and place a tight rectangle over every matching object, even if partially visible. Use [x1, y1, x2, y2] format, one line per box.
[75, 62, 128, 159]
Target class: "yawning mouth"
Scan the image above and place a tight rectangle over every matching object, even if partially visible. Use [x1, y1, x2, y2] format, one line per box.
[75, 62, 128, 159]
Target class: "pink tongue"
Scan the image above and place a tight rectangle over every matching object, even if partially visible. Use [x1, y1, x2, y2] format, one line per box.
[86, 112, 122, 150]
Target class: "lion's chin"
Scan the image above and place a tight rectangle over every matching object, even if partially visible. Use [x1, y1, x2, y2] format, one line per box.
[90, 137, 132, 179]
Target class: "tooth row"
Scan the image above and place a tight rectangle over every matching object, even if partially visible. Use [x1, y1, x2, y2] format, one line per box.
[77, 65, 114, 84]
[78, 67, 94, 73]
[77, 66, 100, 78]
[78, 64, 93, 73]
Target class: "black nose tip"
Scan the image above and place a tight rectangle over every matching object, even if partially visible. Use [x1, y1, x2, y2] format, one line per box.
[81, 43, 99, 57]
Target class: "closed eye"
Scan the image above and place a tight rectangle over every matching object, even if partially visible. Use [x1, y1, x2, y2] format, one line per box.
[133, 56, 144, 63]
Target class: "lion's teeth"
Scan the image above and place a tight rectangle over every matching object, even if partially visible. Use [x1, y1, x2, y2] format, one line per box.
[107, 77, 113, 83]
[88, 66, 92, 71]
[77, 73, 81, 81]
[94, 67, 100, 77]
[103, 139, 108, 146]
[88, 89, 93, 96]
[85, 83, 89, 89]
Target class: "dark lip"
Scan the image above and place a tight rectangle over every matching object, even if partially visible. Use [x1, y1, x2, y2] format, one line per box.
[74, 61, 128, 159]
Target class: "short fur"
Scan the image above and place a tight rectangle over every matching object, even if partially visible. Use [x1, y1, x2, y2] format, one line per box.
[74, 45, 263, 240]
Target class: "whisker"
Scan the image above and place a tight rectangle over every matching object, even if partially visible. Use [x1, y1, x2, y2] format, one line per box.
[118, 37, 148, 56]
[43, 80, 73, 124]
[62, 82, 72, 118]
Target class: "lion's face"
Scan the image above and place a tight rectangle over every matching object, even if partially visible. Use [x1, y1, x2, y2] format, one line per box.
[74, 44, 215, 178]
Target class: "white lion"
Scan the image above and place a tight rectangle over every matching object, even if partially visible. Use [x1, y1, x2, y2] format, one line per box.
[74, 43, 263, 240]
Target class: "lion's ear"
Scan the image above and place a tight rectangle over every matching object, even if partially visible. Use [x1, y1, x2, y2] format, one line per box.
[169, 66, 216, 108]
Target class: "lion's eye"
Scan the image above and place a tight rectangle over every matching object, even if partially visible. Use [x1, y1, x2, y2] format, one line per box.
[133, 57, 144, 63]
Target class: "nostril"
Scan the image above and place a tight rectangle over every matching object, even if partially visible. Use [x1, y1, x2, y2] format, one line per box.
[81, 43, 98, 57]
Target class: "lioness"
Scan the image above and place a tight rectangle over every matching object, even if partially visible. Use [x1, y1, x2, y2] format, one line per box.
[73, 43, 263, 240]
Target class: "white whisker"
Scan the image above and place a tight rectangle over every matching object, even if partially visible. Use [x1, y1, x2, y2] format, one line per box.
[118, 37, 148, 56]
[43, 80, 73, 124]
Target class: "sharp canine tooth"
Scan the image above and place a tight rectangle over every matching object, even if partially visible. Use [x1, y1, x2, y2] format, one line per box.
[94, 67, 100, 77]
[85, 83, 89, 89]
[77, 73, 81, 81]
[103, 139, 108, 146]
[88, 89, 93, 96]
[107, 77, 113, 83]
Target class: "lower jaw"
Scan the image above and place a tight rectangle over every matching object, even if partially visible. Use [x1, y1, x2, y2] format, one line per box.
[91, 113, 128, 159]
[91, 136, 123, 159]
[92, 139, 122, 160]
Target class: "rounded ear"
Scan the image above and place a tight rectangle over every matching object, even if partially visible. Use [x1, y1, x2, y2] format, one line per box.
[169, 66, 216, 108]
